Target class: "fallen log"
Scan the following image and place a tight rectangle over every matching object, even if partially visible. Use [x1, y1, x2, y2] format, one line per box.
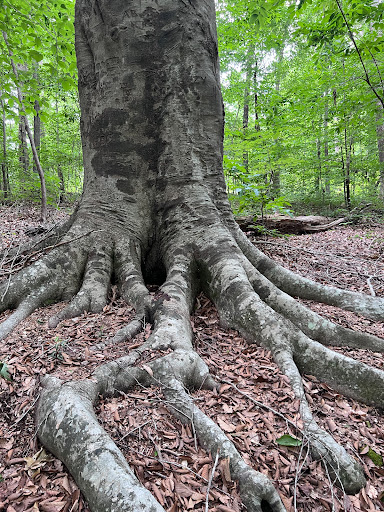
[236, 206, 371, 235]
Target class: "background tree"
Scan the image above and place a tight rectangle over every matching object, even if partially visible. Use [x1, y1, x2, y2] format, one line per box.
[218, 0, 384, 215]
[0, 0, 81, 206]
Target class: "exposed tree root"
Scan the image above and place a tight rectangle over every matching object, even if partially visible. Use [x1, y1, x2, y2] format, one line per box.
[48, 245, 113, 328]
[37, 374, 166, 512]
[244, 261, 384, 352]
[234, 227, 384, 320]
[2, 214, 384, 511]
[272, 348, 365, 494]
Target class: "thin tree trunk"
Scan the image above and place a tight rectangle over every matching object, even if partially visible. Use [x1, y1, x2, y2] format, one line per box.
[317, 138, 322, 195]
[2, 31, 47, 222]
[33, 99, 41, 173]
[254, 62, 261, 132]
[1, 100, 9, 197]
[18, 115, 29, 175]
[376, 104, 384, 200]
[55, 96, 65, 201]
[271, 47, 283, 198]
[243, 85, 250, 171]
[324, 92, 330, 195]
[343, 129, 352, 209]
[242, 45, 255, 172]
[335, 0, 384, 109]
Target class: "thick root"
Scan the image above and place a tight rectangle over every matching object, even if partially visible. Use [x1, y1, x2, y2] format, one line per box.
[96, 316, 143, 348]
[0, 229, 91, 333]
[48, 245, 113, 327]
[0, 278, 61, 340]
[162, 377, 285, 512]
[115, 238, 151, 313]
[235, 227, 384, 320]
[203, 246, 373, 494]
[36, 252, 287, 511]
[37, 345, 284, 511]
[0, 296, 43, 341]
[4, 211, 384, 511]
[273, 348, 366, 494]
[37, 375, 166, 512]
[292, 334, 384, 406]
[146, 255, 195, 351]
[244, 261, 384, 352]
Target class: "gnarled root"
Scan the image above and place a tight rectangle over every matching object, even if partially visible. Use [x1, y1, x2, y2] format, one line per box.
[202, 234, 383, 494]
[0, 228, 142, 339]
[3, 212, 384, 511]
[37, 375, 166, 512]
[35, 249, 286, 511]
[234, 225, 384, 320]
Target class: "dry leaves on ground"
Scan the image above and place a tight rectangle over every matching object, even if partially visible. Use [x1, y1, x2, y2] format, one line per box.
[0, 205, 383, 511]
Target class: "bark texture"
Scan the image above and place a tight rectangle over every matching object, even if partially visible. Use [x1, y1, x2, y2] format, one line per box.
[1, 1, 384, 511]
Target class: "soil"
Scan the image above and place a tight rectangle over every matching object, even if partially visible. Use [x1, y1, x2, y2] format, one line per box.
[0, 204, 383, 512]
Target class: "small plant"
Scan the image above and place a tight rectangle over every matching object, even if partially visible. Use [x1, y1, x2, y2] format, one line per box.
[96, 325, 105, 338]
[48, 336, 68, 361]
[227, 168, 292, 218]
[250, 224, 289, 238]
[0, 361, 12, 381]
[276, 434, 302, 447]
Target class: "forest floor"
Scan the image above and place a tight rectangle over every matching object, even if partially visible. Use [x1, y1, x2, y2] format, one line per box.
[0, 204, 383, 512]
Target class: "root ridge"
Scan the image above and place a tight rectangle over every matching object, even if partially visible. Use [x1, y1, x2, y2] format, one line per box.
[2, 212, 383, 510]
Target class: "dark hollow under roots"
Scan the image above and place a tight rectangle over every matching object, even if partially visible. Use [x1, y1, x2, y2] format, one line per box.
[1, 217, 384, 512]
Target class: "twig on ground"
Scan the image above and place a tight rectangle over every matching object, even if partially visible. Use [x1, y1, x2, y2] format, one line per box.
[367, 276, 376, 297]
[15, 394, 41, 424]
[220, 378, 304, 435]
[205, 450, 219, 512]
[119, 420, 150, 441]
[0, 230, 96, 278]
[124, 446, 231, 497]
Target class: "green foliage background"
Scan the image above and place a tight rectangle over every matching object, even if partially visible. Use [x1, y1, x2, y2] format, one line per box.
[0, 0, 383, 215]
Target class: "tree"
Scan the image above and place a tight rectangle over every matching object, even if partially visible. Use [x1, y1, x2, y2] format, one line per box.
[219, 0, 384, 210]
[1, 1, 384, 511]
[0, 0, 80, 206]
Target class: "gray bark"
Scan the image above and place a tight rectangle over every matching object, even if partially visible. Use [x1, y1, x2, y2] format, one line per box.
[18, 115, 29, 174]
[1, 100, 9, 197]
[376, 104, 384, 200]
[1, 1, 384, 511]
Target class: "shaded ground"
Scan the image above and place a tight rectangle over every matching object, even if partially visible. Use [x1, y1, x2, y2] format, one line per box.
[0, 205, 383, 512]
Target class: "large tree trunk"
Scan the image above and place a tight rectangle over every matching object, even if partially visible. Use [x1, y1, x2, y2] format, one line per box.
[1, 1, 384, 511]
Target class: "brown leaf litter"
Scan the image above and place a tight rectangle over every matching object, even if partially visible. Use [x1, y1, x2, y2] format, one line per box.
[0, 205, 383, 511]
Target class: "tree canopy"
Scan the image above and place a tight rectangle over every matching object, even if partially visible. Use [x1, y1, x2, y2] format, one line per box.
[1, 0, 384, 211]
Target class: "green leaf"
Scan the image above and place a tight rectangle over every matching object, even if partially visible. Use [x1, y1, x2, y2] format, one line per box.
[276, 434, 302, 447]
[60, 77, 73, 91]
[366, 447, 383, 467]
[39, 111, 50, 123]
[0, 362, 12, 381]
[29, 50, 44, 62]
[249, 12, 260, 26]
